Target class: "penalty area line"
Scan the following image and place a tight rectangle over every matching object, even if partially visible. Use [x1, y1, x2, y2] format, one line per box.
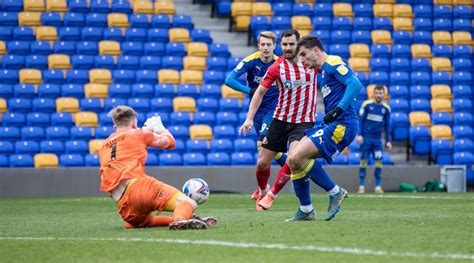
[0, 236, 473, 260]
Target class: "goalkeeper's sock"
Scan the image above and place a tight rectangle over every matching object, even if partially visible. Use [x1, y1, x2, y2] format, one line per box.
[374, 161, 382, 187]
[274, 152, 287, 167]
[270, 163, 291, 194]
[173, 200, 194, 222]
[307, 160, 336, 192]
[256, 167, 271, 193]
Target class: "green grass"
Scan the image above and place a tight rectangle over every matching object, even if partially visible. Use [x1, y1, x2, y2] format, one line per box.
[1, 193, 473, 262]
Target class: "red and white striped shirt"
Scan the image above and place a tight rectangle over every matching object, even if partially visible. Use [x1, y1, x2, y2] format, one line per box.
[260, 56, 319, 123]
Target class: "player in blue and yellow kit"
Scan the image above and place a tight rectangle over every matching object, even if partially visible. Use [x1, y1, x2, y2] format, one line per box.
[284, 35, 363, 222]
[225, 31, 288, 209]
[357, 85, 392, 194]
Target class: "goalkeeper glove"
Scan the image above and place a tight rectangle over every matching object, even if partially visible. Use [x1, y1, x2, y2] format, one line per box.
[142, 116, 167, 134]
[323, 107, 344, 124]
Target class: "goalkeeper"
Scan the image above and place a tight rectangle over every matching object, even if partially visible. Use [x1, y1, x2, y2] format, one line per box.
[99, 106, 216, 230]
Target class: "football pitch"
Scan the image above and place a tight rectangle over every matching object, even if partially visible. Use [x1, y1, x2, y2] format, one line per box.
[1, 193, 473, 262]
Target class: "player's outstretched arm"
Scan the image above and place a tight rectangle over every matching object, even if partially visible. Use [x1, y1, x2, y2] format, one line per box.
[239, 85, 268, 135]
[225, 71, 253, 95]
[143, 116, 176, 150]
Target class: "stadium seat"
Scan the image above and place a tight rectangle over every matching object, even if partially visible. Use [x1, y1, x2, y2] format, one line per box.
[26, 112, 50, 127]
[89, 69, 112, 84]
[411, 44, 432, 58]
[453, 99, 473, 113]
[430, 85, 452, 100]
[159, 153, 182, 166]
[158, 69, 179, 84]
[19, 68, 42, 84]
[454, 139, 473, 153]
[231, 152, 254, 166]
[180, 70, 203, 85]
[61, 83, 84, 98]
[453, 152, 474, 165]
[8, 98, 32, 113]
[349, 58, 370, 72]
[391, 112, 409, 141]
[213, 125, 236, 140]
[409, 111, 431, 126]
[182, 153, 206, 166]
[409, 126, 431, 155]
[453, 112, 472, 127]
[169, 28, 190, 43]
[2, 112, 26, 127]
[0, 98, 7, 113]
[431, 98, 453, 113]
[432, 112, 453, 127]
[9, 154, 34, 167]
[59, 154, 84, 167]
[108, 13, 129, 28]
[373, 17, 392, 31]
[74, 112, 99, 127]
[34, 153, 59, 168]
[431, 125, 453, 140]
[70, 126, 94, 140]
[133, 1, 153, 14]
[56, 97, 79, 113]
[371, 30, 392, 44]
[207, 152, 230, 166]
[172, 97, 196, 112]
[18, 12, 41, 26]
[84, 154, 99, 166]
[154, 2, 176, 15]
[393, 18, 413, 31]
[186, 139, 209, 154]
[88, 139, 103, 154]
[40, 140, 64, 154]
[333, 3, 353, 17]
[371, 58, 390, 72]
[189, 125, 213, 140]
[454, 126, 473, 140]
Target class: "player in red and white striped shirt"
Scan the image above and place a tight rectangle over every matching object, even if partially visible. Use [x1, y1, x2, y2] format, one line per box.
[239, 29, 319, 210]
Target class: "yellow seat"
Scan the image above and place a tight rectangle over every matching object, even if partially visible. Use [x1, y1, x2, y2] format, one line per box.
[133, 1, 154, 14]
[0, 98, 7, 113]
[393, 4, 413, 17]
[0, 41, 6, 55]
[24, 0, 45, 12]
[411, 44, 432, 58]
[366, 84, 390, 100]
[183, 56, 206, 71]
[18, 12, 41, 26]
[333, 3, 353, 17]
[19, 68, 42, 84]
[46, 0, 68, 12]
[48, 54, 71, 70]
[99, 41, 121, 55]
[158, 69, 179, 84]
[452, 31, 472, 45]
[84, 83, 108, 98]
[431, 58, 452, 72]
[75, 111, 99, 127]
[35, 26, 58, 41]
[393, 18, 413, 31]
[348, 58, 370, 72]
[173, 97, 197, 112]
[56, 97, 80, 112]
[154, 2, 176, 15]
[252, 2, 273, 16]
[34, 153, 59, 168]
[434, 0, 453, 4]
[89, 139, 104, 154]
[431, 125, 453, 140]
[187, 42, 209, 57]
[431, 85, 452, 99]
[431, 98, 453, 113]
[371, 30, 393, 44]
[373, 4, 394, 17]
[291, 16, 313, 30]
[375, 0, 395, 3]
[298, 30, 311, 37]
[189, 125, 213, 140]
[180, 70, 203, 85]
[234, 16, 251, 31]
[409, 111, 431, 126]
[432, 31, 452, 45]
[169, 28, 190, 43]
[221, 85, 244, 99]
[108, 13, 130, 28]
[453, 0, 472, 4]
[231, 2, 252, 17]
[89, 69, 112, 84]
[349, 44, 371, 58]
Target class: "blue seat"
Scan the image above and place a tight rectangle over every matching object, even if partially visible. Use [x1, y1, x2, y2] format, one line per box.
[329, 44, 349, 59]
[147, 28, 169, 43]
[213, 125, 235, 139]
[207, 152, 230, 166]
[227, 57, 242, 71]
[348, 140, 360, 153]
[272, 3, 293, 17]
[204, 70, 225, 85]
[219, 98, 241, 112]
[453, 152, 474, 165]
[453, 72, 472, 86]
[68, 0, 89, 13]
[144, 43, 166, 57]
[231, 152, 254, 166]
[353, 17, 372, 31]
[0, 141, 14, 154]
[234, 138, 256, 153]
[347, 152, 361, 165]
[414, 18, 432, 31]
[177, 84, 199, 98]
[103, 28, 124, 41]
[371, 44, 391, 58]
[2, 112, 26, 127]
[121, 42, 143, 56]
[0, 69, 19, 84]
[80, 98, 102, 113]
[30, 41, 52, 55]
[206, 57, 227, 71]
[159, 153, 183, 166]
[72, 55, 94, 69]
[95, 55, 116, 69]
[135, 69, 158, 84]
[410, 99, 431, 113]
[172, 15, 194, 30]
[46, 126, 69, 140]
[58, 27, 81, 41]
[312, 16, 332, 30]
[40, 140, 64, 154]
[210, 139, 233, 153]
[51, 112, 74, 127]
[209, 43, 230, 58]
[125, 28, 147, 42]
[168, 125, 189, 140]
[26, 112, 50, 127]
[170, 112, 193, 126]
[2, 54, 25, 69]
[453, 112, 472, 127]
[9, 154, 33, 167]
[393, 31, 412, 45]
[165, 42, 187, 57]
[392, 44, 411, 58]
[453, 6, 472, 19]
[127, 98, 150, 112]
[194, 112, 216, 125]
[63, 13, 85, 27]
[250, 16, 271, 33]
[112, 0, 132, 13]
[410, 72, 431, 86]
[453, 58, 472, 72]
[430, 140, 453, 165]
[433, 5, 452, 18]
[14, 84, 35, 98]
[369, 72, 389, 86]
[453, 45, 471, 59]
[7, 41, 29, 55]
[81, 27, 103, 41]
[373, 17, 392, 31]
[182, 153, 206, 166]
[130, 14, 150, 28]
[99, 112, 114, 126]
[390, 58, 409, 72]
[15, 140, 39, 154]
[433, 18, 452, 31]
[0, 155, 8, 167]
[13, 27, 34, 41]
[191, 29, 212, 44]
[331, 30, 351, 44]
[2, 0, 23, 12]
[60, 154, 84, 167]
[312, 30, 331, 45]
[454, 126, 473, 140]
[389, 99, 410, 112]
[413, 5, 432, 18]
[76, 41, 99, 55]
[151, 14, 172, 29]
[139, 56, 161, 70]
[65, 140, 88, 154]
[21, 126, 45, 141]
[409, 126, 431, 155]
[153, 84, 175, 98]
[131, 83, 153, 98]
[8, 98, 31, 113]
[186, 139, 209, 154]
[95, 125, 113, 138]
[162, 56, 183, 70]
[216, 2, 231, 16]
[452, 85, 472, 100]
[113, 69, 135, 84]
[390, 71, 410, 86]
[197, 97, 219, 112]
[453, 99, 472, 113]
[331, 153, 347, 165]
[85, 154, 100, 166]
[61, 84, 84, 98]
[354, 71, 368, 86]
[454, 139, 473, 153]
[432, 72, 451, 85]
[431, 112, 452, 126]
[0, 126, 20, 141]
[353, 3, 372, 17]
[66, 69, 89, 84]
[90, 0, 110, 13]
[293, 3, 312, 16]
[0, 84, 13, 99]
[413, 31, 432, 45]
[150, 97, 173, 112]
[216, 112, 238, 127]
[117, 55, 139, 70]
[107, 84, 130, 99]
[411, 83, 431, 99]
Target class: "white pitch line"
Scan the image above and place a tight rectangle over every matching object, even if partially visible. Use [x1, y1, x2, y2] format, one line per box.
[352, 194, 473, 200]
[0, 237, 473, 261]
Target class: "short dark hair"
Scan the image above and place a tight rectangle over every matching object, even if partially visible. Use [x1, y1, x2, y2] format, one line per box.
[297, 35, 325, 52]
[281, 29, 300, 42]
[374, 85, 385, 92]
[109, 105, 138, 128]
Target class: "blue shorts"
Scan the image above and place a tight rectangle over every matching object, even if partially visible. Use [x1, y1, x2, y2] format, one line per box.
[360, 138, 383, 160]
[305, 119, 358, 164]
[254, 110, 274, 140]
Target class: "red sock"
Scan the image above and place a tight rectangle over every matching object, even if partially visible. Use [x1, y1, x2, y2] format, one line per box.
[271, 163, 291, 194]
[256, 167, 271, 190]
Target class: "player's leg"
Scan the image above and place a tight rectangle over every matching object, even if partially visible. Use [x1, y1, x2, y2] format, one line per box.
[358, 142, 369, 193]
[373, 142, 384, 193]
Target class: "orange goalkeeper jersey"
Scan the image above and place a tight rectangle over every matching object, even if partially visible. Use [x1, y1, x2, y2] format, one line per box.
[99, 129, 155, 193]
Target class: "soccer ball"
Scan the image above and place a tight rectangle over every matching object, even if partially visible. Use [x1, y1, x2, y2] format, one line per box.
[182, 178, 210, 205]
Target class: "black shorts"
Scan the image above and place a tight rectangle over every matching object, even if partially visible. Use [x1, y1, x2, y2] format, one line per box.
[261, 119, 314, 153]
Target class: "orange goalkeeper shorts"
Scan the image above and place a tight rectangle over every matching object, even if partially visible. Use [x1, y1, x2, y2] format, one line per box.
[117, 176, 180, 227]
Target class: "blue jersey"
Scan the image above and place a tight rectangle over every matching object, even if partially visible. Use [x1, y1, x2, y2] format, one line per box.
[319, 55, 358, 122]
[233, 52, 279, 114]
[359, 99, 391, 142]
